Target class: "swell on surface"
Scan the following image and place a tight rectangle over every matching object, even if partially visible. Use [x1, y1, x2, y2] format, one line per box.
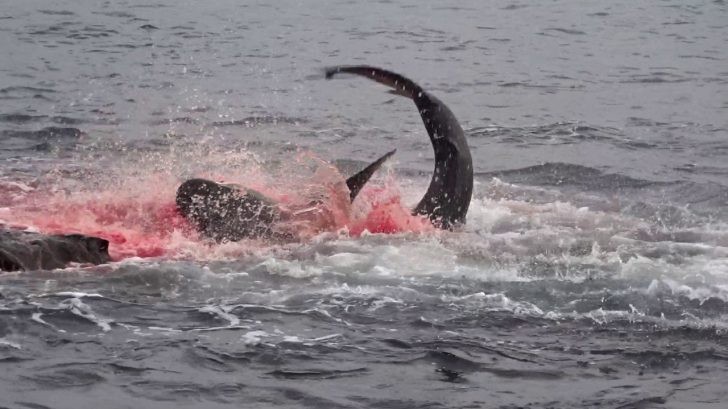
[1, 0, 728, 408]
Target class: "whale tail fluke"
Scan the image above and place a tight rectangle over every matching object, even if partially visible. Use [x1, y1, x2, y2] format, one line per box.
[326, 65, 473, 229]
[325, 66, 422, 100]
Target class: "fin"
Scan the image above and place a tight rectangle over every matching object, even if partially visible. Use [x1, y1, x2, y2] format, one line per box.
[345, 149, 396, 201]
[327, 66, 473, 228]
[387, 89, 413, 98]
[326, 66, 421, 99]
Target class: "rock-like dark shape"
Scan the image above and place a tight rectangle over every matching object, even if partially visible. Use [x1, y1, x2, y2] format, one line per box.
[0, 229, 110, 272]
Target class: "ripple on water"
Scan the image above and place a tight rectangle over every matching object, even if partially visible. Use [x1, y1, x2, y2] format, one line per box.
[1, 0, 728, 407]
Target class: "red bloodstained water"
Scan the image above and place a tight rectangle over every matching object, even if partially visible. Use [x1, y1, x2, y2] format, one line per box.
[5, 189, 192, 260]
[2, 169, 431, 261]
[349, 187, 432, 235]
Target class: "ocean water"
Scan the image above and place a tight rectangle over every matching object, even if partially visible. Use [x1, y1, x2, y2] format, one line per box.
[1, 1, 728, 408]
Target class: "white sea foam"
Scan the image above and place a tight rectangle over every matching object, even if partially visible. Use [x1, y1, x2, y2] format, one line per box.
[59, 296, 113, 332]
[30, 312, 66, 333]
[52, 291, 105, 299]
[0, 337, 21, 349]
[199, 305, 241, 326]
[241, 330, 270, 346]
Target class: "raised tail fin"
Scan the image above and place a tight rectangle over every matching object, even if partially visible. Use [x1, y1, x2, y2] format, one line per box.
[326, 65, 473, 229]
[325, 66, 422, 99]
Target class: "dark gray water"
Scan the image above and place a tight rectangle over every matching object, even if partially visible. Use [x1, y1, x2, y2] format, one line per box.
[2, 1, 728, 408]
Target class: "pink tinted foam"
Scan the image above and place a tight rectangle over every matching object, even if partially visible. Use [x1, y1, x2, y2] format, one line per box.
[3, 169, 432, 261]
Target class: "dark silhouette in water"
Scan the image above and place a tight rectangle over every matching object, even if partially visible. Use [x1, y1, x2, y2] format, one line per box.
[176, 178, 284, 242]
[176, 66, 473, 241]
[176, 150, 396, 242]
[345, 149, 396, 201]
[0, 229, 110, 272]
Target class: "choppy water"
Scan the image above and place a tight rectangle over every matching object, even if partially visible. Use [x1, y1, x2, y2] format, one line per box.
[2, 1, 728, 408]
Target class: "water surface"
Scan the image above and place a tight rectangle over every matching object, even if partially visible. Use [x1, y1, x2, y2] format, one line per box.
[1, 1, 728, 408]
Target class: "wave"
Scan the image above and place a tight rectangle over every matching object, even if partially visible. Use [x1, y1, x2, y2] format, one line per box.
[0, 127, 86, 152]
[477, 162, 665, 190]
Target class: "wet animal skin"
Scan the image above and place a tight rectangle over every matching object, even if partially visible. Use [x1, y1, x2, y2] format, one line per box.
[325, 65, 473, 229]
[0, 229, 110, 272]
[176, 66, 473, 240]
[176, 150, 396, 242]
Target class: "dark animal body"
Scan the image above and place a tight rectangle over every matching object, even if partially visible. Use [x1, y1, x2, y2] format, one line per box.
[176, 66, 473, 241]
[2, 67, 472, 270]
[0, 229, 110, 272]
[325, 66, 473, 229]
[176, 179, 285, 242]
[176, 150, 396, 242]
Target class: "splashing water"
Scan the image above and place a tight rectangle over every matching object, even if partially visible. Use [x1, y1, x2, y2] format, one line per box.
[1, 150, 432, 261]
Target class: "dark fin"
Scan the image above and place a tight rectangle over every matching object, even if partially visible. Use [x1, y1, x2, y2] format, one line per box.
[346, 149, 396, 201]
[325, 66, 421, 99]
[387, 89, 413, 98]
[327, 66, 473, 229]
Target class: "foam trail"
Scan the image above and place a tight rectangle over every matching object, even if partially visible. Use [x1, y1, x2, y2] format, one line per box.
[59, 296, 113, 332]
